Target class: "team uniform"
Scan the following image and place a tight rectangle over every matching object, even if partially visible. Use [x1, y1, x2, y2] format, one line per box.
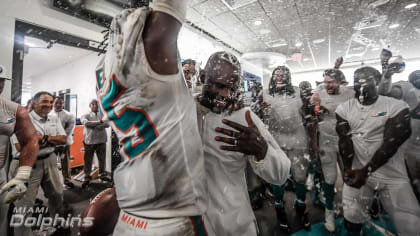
[263, 88, 309, 207]
[95, 5, 207, 236]
[0, 98, 18, 236]
[336, 96, 420, 236]
[316, 86, 354, 210]
[391, 81, 420, 194]
[196, 103, 290, 236]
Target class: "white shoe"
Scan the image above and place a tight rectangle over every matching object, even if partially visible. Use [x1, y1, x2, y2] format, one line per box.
[324, 209, 335, 232]
[306, 173, 314, 191]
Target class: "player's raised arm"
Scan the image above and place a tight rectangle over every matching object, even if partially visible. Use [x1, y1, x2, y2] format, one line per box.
[0, 106, 38, 203]
[143, 0, 187, 75]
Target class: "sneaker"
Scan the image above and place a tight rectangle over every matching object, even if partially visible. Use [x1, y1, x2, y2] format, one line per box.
[324, 209, 335, 232]
[275, 206, 290, 233]
[64, 181, 75, 189]
[295, 202, 311, 231]
[100, 175, 112, 182]
[82, 180, 90, 189]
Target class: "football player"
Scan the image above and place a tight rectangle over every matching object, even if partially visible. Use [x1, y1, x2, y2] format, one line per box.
[309, 58, 354, 232]
[260, 66, 311, 231]
[95, 1, 207, 235]
[336, 66, 420, 236]
[195, 51, 291, 235]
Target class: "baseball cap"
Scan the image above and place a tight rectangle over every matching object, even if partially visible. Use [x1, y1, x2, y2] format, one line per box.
[0, 65, 12, 80]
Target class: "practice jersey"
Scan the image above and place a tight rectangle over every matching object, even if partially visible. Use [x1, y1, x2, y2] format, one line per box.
[0, 98, 18, 137]
[0, 98, 18, 169]
[336, 96, 409, 182]
[196, 103, 290, 236]
[95, 8, 206, 218]
[263, 88, 307, 150]
[318, 87, 354, 141]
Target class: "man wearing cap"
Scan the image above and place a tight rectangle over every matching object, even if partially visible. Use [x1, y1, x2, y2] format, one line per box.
[0, 69, 39, 236]
[309, 61, 354, 232]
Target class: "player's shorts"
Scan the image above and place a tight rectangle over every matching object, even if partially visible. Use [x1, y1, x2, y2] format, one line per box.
[113, 210, 208, 236]
[343, 177, 420, 236]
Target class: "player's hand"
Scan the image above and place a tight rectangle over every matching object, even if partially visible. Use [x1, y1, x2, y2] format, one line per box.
[310, 93, 321, 105]
[260, 102, 271, 110]
[0, 166, 31, 203]
[344, 168, 367, 189]
[215, 110, 268, 161]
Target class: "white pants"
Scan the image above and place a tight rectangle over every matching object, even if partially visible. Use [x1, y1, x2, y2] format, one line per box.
[343, 177, 420, 236]
[9, 156, 64, 236]
[318, 134, 338, 185]
[113, 210, 203, 236]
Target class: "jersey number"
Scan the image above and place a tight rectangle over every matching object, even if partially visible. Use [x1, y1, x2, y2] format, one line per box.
[96, 67, 158, 159]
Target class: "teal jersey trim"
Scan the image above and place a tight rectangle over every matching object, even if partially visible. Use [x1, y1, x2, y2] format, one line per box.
[96, 70, 158, 160]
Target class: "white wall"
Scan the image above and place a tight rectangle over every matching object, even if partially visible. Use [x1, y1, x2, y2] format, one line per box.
[30, 52, 101, 117]
[0, 0, 105, 99]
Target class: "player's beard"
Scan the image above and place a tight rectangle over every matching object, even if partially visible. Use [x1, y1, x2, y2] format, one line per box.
[201, 90, 234, 114]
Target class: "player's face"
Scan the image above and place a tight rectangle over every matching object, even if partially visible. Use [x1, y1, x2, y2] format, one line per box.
[323, 75, 340, 95]
[33, 94, 54, 118]
[203, 61, 239, 113]
[182, 64, 196, 88]
[411, 77, 420, 89]
[354, 72, 378, 104]
[54, 98, 64, 112]
[272, 69, 289, 88]
[90, 101, 99, 113]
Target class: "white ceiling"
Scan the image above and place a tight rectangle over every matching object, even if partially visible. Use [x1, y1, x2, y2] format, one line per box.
[23, 36, 94, 90]
[184, 0, 420, 71]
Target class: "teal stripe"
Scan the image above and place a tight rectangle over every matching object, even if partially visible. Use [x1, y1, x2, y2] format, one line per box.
[292, 216, 396, 236]
[191, 216, 207, 236]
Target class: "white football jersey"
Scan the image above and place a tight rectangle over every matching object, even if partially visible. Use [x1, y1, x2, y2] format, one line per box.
[196, 104, 290, 236]
[318, 87, 355, 139]
[263, 88, 307, 150]
[95, 8, 206, 218]
[336, 96, 409, 182]
[0, 98, 18, 169]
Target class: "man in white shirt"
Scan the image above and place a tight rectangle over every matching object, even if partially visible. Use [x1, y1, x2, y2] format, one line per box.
[80, 99, 109, 188]
[9, 91, 67, 236]
[51, 96, 75, 188]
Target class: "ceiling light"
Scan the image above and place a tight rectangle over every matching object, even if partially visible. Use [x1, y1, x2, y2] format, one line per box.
[254, 20, 262, 26]
[389, 23, 400, 29]
[24, 42, 36, 47]
[266, 39, 288, 48]
[312, 38, 325, 44]
[295, 42, 303, 47]
[405, 3, 417, 9]
[260, 29, 271, 34]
